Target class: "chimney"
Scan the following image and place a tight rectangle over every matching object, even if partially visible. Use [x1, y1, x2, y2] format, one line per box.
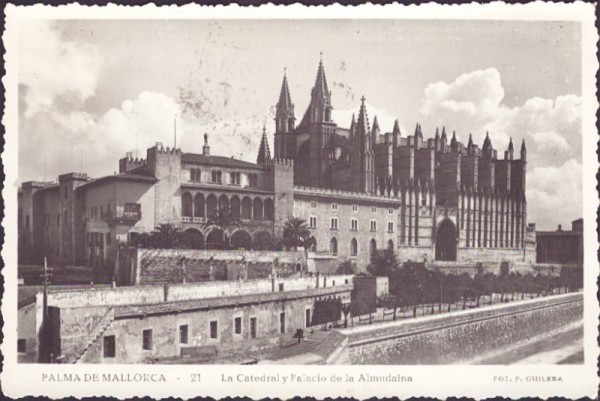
[557, 224, 562, 232]
[203, 133, 210, 156]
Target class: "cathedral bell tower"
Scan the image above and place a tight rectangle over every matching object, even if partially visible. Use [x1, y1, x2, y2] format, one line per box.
[274, 69, 296, 159]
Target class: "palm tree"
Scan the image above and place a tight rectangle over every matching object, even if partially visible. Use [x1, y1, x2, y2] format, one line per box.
[203, 205, 241, 249]
[150, 223, 186, 249]
[282, 216, 311, 251]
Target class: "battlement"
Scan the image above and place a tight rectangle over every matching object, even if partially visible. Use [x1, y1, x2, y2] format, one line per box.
[58, 172, 88, 182]
[147, 142, 182, 155]
[119, 152, 147, 173]
[267, 157, 294, 167]
[21, 181, 55, 190]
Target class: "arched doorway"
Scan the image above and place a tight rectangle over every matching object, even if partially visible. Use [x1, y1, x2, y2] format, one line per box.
[206, 228, 225, 249]
[231, 230, 252, 250]
[435, 219, 457, 261]
[185, 228, 204, 249]
[369, 239, 377, 256]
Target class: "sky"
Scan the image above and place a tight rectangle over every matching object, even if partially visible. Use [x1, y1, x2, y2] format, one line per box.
[17, 19, 582, 230]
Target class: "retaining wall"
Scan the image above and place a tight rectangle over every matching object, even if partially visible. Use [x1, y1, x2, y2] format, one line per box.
[330, 292, 582, 364]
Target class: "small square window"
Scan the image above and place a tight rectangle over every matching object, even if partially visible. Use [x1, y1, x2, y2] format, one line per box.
[234, 317, 242, 334]
[210, 321, 218, 339]
[279, 283, 284, 292]
[310, 201, 317, 209]
[142, 329, 152, 350]
[388, 208, 394, 214]
[352, 205, 358, 212]
[17, 339, 26, 353]
[331, 203, 338, 210]
[371, 207, 377, 213]
[179, 325, 188, 344]
[103, 335, 116, 358]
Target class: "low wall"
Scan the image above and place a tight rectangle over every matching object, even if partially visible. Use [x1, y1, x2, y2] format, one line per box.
[134, 248, 306, 285]
[397, 246, 528, 264]
[425, 261, 567, 277]
[330, 292, 582, 364]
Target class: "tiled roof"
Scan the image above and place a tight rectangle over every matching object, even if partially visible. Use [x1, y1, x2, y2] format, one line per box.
[182, 153, 263, 170]
[76, 173, 157, 191]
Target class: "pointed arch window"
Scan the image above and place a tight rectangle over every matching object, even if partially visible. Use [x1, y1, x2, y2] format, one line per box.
[330, 237, 338, 256]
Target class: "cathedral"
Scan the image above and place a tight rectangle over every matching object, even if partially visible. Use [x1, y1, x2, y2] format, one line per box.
[270, 58, 535, 264]
[18, 57, 535, 275]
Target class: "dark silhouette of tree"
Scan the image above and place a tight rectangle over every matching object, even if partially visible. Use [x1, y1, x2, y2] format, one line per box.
[282, 216, 311, 251]
[146, 223, 187, 249]
[203, 205, 241, 249]
[336, 260, 357, 275]
[367, 248, 399, 277]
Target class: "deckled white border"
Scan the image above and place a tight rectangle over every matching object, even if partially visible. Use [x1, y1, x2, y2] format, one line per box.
[2, 2, 598, 399]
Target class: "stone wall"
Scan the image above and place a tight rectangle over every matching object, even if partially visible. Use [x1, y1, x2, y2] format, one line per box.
[132, 248, 306, 285]
[331, 292, 582, 364]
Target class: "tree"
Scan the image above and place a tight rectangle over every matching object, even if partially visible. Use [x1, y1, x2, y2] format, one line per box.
[282, 216, 311, 251]
[336, 260, 357, 275]
[253, 231, 275, 251]
[203, 205, 241, 249]
[148, 223, 187, 249]
[366, 248, 399, 277]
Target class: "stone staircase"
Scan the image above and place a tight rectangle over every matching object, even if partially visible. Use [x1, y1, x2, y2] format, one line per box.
[266, 330, 332, 361]
[67, 308, 115, 364]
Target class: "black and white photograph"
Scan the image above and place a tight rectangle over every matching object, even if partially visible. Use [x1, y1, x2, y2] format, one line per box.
[3, 2, 598, 399]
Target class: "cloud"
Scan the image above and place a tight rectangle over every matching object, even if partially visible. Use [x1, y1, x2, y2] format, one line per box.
[526, 159, 582, 230]
[18, 20, 101, 117]
[420, 68, 582, 227]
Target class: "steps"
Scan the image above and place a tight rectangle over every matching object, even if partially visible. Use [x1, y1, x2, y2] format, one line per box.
[68, 308, 115, 363]
[267, 330, 332, 361]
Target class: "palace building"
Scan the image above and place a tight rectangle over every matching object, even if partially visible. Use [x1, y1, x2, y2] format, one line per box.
[18, 58, 535, 273]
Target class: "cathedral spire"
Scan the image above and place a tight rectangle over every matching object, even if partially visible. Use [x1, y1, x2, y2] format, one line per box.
[275, 70, 295, 134]
[257, 126, 272, 165]
[392, 119, 401, 148]
[520, 138, 527, 161]
[356, 96, 370, 135]
[441, 126, 447, 143]
[298, 56, 333, 127]
[450, 130, 458, 153]
[504, 137, 514, 160]
[467, 133, 474, 155]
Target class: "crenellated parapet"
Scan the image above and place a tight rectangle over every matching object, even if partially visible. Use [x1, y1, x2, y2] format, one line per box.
[119, 151, 147, 173]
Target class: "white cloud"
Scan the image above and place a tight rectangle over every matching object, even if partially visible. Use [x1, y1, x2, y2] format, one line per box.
[333, 103, 406, 135]
[19, 20, 101, 117]
[419, 68, 582, 228]
[526, 159, 582, 230]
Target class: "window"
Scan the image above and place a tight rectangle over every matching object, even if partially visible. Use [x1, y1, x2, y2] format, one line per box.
[331, 203, 338, 210]
[350, 238, 358, 257]
[234, 317, 242, 335]
[248, 173, 258, 187]
[279, 312, 286, 334]
[45, 215, 50, 228]
[179, 325, 188, 344]
[370, 220, 377, 232]
[142, 329, 152, 350]
[309, 216, 317, 229]
[230, 172, 241, 185]
[211, 170, 222, 183]
[190, 168, 201, 182]
[351, 218, 358, 231]
[388, 208, 394, 214]
[250, 317, 257, 339]
[371, 207, 377, 213]
[278, 283, 284, 292]
[387, 221, 394, 233]
[64, 186, 68, 198]
[305, 309, 311, 328]
[17, 339, 26, 353]
[352, 205, 358, 212]
[310, 201, 317, 209]
[330, 237, 338, 256]
[103, 335, 116, 358]
[330, 217, 338, 230]
[210, 321, 218, 339]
